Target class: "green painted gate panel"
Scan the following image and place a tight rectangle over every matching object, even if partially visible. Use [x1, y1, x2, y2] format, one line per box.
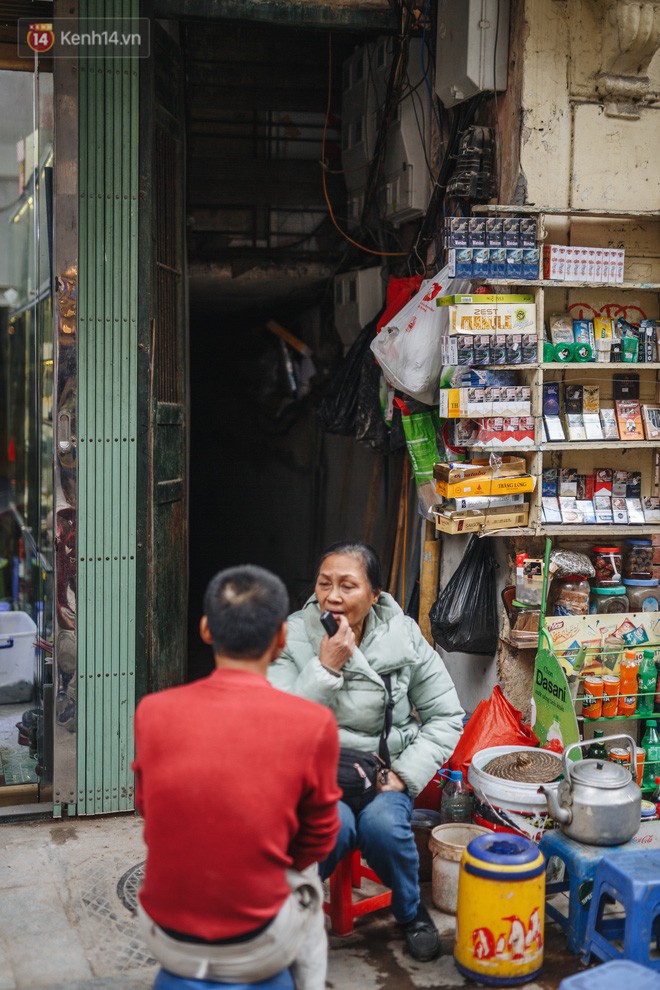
[77, 0, 139, 815]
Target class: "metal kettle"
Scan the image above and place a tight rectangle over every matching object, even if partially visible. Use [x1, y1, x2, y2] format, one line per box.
[539, 735, 641, 846]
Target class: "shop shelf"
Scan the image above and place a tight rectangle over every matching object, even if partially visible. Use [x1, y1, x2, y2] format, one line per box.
[542, 440, 660, 450]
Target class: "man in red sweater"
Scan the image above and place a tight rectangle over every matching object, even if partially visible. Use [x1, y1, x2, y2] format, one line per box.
[133, 565, 341, 988]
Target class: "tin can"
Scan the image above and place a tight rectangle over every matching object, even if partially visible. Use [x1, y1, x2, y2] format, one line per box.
[635, 748, 645, 788]
[582, 676, 603, 719]
[610, 748, 631, 771]
[601, 675, 620, 718]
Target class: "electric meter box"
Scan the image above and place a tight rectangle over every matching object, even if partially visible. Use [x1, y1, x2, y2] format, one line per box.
[334, 268, 384, 349]
[341, 37, 432, 226]
[435, 0, 510, 108]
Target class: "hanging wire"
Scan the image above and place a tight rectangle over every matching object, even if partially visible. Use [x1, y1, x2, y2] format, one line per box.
[321, 34, 407, 258]
[420, 0, 443, 142]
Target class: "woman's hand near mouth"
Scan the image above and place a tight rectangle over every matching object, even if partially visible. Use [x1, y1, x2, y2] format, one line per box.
[319, 613, 355, 672]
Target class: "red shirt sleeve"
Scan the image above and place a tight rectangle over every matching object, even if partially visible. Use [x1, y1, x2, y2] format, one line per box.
[289, 711, 341, 872]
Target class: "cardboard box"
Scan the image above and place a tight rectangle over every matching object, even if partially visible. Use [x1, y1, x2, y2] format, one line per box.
[443, 302, 536, 335]
[435, 475, 535, 499]
[437, 294, 535, 306]
[433, 504, 530, 534]
[433, 456, 527, 484]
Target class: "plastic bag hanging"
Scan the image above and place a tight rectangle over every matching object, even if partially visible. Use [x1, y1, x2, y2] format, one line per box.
[429, 534, 499, 655]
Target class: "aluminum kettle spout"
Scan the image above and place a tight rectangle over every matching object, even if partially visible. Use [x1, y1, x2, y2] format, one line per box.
[538, 785, 571, 825]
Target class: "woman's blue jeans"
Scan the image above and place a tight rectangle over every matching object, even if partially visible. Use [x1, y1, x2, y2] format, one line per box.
[319, 792, 419, 925]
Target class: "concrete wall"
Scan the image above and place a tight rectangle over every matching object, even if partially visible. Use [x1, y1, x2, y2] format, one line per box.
[519, 0, 660, 211]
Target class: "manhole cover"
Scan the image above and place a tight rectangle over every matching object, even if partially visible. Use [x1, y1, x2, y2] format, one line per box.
[117, 861, 145, 912]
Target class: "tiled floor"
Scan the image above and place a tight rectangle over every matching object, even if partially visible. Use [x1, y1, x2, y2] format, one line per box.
[0, 814, 590, 990]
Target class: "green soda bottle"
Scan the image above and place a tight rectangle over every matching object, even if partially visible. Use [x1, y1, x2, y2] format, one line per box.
[641, 719, 660, 791]
[637, 650, 657, 716]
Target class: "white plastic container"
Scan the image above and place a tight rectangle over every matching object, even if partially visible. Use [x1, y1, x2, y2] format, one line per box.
[429, 822, 490, 914]
[0, 611, 36, 703]
[468, 745, 561, 842]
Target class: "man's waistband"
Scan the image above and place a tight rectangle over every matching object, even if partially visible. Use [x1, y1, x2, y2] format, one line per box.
[161, 914, 275, 946]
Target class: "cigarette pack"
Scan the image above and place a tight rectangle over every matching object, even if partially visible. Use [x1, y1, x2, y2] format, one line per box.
[519, 217, 537, 247]
[600, 408, 619, 439]
[594, 469, 613, 495]
[626, 498, 645, 524]
[643, 496, 660, 523]
[615, 399, 644, 441]
[559, 468, 578, 497]
[542, 496, 562, 524]
[583, 413, 604, 440]
[542, 468, 558, 496]
[612, 497, 628, 524]
[583, 385, 600, 414]
[485, 218, 503, 246]
[559, 497, 581, 524]
[577, 500, 597, 524]
[594, 496, 614, 524]
[468, 217, 487, 247]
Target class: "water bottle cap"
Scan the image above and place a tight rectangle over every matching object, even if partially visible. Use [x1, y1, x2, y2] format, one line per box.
[447, 770, 463, 781]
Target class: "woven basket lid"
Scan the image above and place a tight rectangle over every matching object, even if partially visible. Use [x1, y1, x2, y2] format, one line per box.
[483, 749, 562, 783]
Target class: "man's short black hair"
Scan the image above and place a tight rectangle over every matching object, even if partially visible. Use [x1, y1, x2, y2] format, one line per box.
[203, 565, 289, 658]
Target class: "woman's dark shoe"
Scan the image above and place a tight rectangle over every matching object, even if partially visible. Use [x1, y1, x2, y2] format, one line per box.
[401, 903, 441, 961]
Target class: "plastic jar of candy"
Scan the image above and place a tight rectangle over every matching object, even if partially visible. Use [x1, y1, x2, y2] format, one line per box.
[623, 578, 660, 613]
[551, 575, 590, 615]
[588, 586, 629, 614]
[623, 539, 654, 580]
[591, 546, 622, 587]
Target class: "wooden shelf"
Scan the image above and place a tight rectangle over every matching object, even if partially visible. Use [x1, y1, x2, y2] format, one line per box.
[541, 525, 660, 535]
[542, 363, 660, 370]
[472, 205, 660, 220]
[468, 279, 659, 290]
[542, 440, 660, 450]
[475, 527, 537, 538]
[437, 206, 660, 541]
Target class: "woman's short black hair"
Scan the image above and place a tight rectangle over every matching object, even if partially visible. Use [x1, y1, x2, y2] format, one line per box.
[317, 541, 382, 593]
[203, 565, 289, 658]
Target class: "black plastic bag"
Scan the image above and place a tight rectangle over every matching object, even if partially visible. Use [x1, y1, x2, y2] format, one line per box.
[318, 319, 378, 435]
[429, 534, 499, 655]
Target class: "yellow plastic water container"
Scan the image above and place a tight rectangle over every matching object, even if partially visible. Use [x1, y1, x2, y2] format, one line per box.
[454, 832, 545, 986]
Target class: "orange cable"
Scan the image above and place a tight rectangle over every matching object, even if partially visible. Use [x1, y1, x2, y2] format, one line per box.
[322, 34, 407, 258]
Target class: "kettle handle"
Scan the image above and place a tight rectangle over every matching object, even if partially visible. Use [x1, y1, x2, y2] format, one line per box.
[562, 733, 637, 784]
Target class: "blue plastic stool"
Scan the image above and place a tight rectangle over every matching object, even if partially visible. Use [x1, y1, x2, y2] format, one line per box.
[153, 968, 295, 990]
[539, 830, 638, 955]
[581, 850, 660, 970]
[558, 958, 660, 989]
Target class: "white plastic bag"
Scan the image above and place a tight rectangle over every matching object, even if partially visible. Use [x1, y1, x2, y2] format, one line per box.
[370, 265, 470, 405]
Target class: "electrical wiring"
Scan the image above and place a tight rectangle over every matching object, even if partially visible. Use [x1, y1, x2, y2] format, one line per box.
[421, 0, 443, 142]
[321, 32, 408, 258]
[406, 72, 436, 183]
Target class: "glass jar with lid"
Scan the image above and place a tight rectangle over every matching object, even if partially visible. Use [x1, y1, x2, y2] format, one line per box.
[623, 539, 654, 580]
[551, 575, 590, 615]
[589, 586, 629, 614]
[591, 546, 622, 587]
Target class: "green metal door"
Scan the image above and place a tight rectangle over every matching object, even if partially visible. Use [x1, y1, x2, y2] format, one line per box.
[74, 0, 140, 815]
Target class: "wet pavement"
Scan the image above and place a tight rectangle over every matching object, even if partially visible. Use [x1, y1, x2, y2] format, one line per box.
[0, 814, 591, 989]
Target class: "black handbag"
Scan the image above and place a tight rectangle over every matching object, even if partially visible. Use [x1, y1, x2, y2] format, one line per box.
[337, 675, 393, 814]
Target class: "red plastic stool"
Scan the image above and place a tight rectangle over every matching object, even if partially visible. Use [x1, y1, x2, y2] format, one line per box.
[323, 849, 392, 936]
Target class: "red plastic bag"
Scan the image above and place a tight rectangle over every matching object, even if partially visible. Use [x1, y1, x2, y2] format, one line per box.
[448, 686, 539, 781]
[376, 275, 423, 333]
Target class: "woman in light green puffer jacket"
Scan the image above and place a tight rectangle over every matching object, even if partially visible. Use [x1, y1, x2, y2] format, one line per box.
[268, 541, 464, 963]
